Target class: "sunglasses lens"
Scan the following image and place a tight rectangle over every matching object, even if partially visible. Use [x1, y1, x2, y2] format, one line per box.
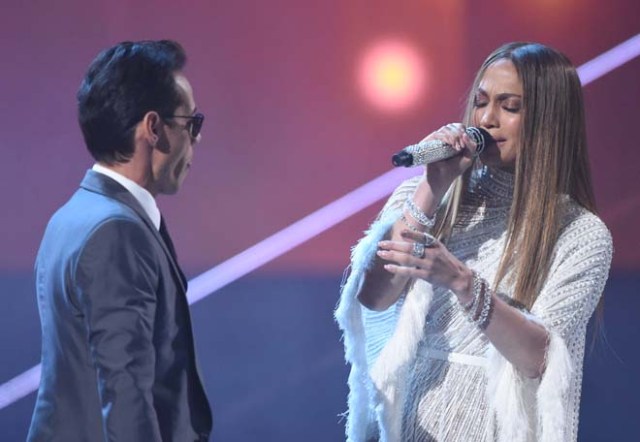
[191, 114, 204, 138]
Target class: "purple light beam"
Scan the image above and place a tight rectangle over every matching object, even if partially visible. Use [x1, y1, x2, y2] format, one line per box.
[187, 167, 418, 303]
[577, 33, 640, 84]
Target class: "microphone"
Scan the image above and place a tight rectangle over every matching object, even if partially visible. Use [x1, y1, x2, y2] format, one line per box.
[391, 127, 492, 167]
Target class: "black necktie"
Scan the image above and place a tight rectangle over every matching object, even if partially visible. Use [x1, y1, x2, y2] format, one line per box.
[159, 216, 188, 288]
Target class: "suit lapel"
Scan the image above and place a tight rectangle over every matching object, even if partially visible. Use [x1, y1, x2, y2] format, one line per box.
[159, 217, 188, 288]
[79, 170, 188, 292]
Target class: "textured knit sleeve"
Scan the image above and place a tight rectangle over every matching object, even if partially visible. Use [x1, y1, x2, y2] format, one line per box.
[335, 177, 421, 442]
[376, 176, 422, 220]
[361, 177, 420, 364]
[487, 208, 613, 442]
[531, 210, 613, 339]
[531, 209, 613, 441]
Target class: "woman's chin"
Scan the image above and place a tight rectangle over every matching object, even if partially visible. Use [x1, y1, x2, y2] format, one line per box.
[480, 152, 515, 172]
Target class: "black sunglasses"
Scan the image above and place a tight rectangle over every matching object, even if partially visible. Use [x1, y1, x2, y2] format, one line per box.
[162, 112, 205, 138]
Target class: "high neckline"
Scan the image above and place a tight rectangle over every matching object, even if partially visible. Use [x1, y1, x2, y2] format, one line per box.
[465, 163, 514, 207]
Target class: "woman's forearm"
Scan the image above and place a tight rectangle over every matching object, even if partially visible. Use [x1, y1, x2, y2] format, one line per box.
[357, 178, 449, 311]
[452, 276, 549, 378]
[482, 295, 549, 378]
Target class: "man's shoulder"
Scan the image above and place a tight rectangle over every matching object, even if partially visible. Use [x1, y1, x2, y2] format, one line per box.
[43, 186, 145, 249]
[61, 185, 139, 222]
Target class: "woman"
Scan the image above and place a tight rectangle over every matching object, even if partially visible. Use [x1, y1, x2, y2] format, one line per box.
[335, 42, 612, 441]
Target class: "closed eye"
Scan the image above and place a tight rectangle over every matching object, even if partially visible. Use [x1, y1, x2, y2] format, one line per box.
[503, 106, 521, 113]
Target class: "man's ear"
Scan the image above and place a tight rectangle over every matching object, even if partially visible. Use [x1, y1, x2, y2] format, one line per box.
[140, 111, 171, 154]
[141, 111, 162, 146]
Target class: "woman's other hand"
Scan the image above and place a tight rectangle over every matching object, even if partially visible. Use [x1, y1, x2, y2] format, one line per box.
[376, 229, 474, 299]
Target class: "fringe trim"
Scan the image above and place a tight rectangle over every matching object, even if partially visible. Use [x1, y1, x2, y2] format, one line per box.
[486, 319, 573, 442]
[537, 331, 573, 442]
[370, 278, 433, 442]
[335, 210, 402, 442]
[486, 345, 532, 442]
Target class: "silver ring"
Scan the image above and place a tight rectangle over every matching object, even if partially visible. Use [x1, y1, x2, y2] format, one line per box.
[423, 232, 436, 247]
[412, 242, 426, 258]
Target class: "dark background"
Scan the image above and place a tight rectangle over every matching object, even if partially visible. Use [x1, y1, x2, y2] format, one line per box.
[1, 0, 638, 440]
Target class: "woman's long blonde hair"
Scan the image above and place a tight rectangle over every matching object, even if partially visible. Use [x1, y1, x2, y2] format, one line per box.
[435, 42, 596, 309]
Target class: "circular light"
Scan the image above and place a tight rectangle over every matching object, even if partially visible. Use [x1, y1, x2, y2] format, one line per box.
[358, 39, 428, 112]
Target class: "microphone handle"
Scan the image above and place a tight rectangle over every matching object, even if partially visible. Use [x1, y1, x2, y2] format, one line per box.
[391, 127, 488, 167]
[391, 140, 458, 167]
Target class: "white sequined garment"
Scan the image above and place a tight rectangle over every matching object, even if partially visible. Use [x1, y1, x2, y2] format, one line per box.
[335, 166, 613, 442]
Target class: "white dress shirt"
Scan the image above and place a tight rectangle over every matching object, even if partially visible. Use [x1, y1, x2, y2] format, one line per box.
[92, 163, 161, 230]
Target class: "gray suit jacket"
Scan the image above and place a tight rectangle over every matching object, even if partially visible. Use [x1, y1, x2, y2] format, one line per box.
[28, 170, 212, 441]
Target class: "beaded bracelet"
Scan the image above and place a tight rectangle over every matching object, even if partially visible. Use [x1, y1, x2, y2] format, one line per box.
[460, 271, 481, 311]
[460, 273, 494, 330]
[399, 213, 423, 232]
[404, 199, 436, 229]
[466, 276, 485, 321]
[476, 284, 494, 330]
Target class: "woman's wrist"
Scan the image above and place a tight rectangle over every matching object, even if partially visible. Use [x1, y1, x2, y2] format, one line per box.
[412, 178, 446, 217]
[399, 213, 427, 233]
[452, 266, 474, 301]
[425, 166, 459, 197]
[454, 270, 494, 330]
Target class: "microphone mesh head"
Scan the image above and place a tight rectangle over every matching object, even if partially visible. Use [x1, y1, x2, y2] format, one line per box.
[466, 127, 492, 155]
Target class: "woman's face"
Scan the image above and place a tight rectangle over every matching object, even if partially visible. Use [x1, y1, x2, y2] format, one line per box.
[472, 59, 523, 171]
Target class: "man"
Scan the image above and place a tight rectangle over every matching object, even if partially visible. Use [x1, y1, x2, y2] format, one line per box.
[28, 40, 212, 442]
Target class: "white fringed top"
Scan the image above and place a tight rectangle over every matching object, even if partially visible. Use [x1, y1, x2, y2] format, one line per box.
[335, 166, 612, 442]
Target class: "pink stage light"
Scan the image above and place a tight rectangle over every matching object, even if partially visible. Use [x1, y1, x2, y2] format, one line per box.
[357, 39, 428, 112]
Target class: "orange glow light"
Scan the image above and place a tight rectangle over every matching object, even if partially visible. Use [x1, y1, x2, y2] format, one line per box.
[358, 39, 428, 112]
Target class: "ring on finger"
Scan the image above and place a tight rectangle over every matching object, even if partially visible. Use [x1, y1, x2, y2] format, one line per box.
[412, 242, 426, 258]
[423, 232, 436, 247]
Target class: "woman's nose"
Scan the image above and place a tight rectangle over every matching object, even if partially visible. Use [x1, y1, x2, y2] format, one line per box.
[478, 104, 499, 128]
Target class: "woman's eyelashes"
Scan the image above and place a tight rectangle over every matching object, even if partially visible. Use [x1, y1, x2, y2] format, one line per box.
[502, 98, 522, 113]
[472, 100, 521, 113]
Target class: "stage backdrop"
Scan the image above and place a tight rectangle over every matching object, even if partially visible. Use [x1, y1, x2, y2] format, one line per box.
[1, 0, 639, 440]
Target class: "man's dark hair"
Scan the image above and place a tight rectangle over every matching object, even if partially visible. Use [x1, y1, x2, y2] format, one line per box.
[77, 40, 187, 163]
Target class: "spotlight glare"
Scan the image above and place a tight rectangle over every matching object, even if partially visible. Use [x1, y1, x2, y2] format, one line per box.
[358, 39, 428, 112]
